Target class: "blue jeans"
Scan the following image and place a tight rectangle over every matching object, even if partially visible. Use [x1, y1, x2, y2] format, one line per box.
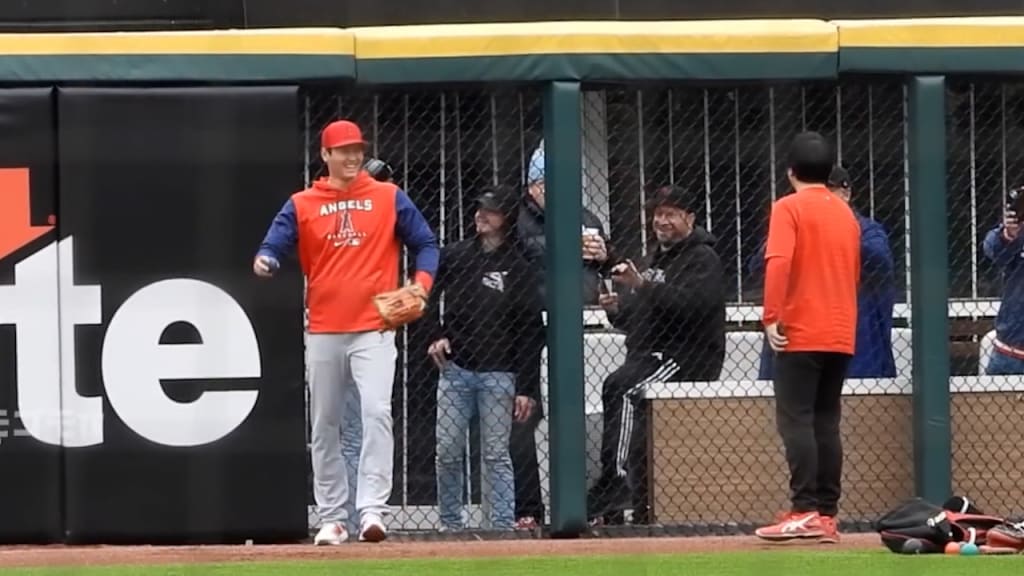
[986, 348, 1024, 375]
[435, 362, 516, 530]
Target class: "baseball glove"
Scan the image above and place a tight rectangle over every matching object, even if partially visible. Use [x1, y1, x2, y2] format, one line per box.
[373, 283, 428, 329]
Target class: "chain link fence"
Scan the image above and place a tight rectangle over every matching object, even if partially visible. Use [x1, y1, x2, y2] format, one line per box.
[296, 79, 1024, 537]
[579, 82, 912, 535]
[302, 86, 548, 535]
[946, 79, 1024, 520]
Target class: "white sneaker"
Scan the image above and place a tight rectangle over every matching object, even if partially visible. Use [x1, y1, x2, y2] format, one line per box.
[359, 513, 387, 542]
[314, 522, 348, 546]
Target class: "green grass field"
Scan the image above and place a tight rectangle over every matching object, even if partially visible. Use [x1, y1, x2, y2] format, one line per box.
[7, 551, 1021, 576]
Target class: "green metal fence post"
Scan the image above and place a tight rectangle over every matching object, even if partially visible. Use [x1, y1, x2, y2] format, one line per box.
[907, 75, 952, 504]
[543, 80, 587, 537]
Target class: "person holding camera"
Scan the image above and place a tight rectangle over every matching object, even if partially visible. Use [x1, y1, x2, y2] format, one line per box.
[586, 185, 725, 526]
[982, 185, 1024, 375]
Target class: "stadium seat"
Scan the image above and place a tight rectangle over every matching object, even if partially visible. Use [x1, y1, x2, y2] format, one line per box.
[722, 331, 765, 381]
[891, 327, 913, 377]
[978, 329, 996, 375]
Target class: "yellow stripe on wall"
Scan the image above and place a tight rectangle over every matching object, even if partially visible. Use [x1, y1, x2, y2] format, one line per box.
[352, 20, 839, 59]
[0, 28, 354, 55]
[835, 17, 1024, 48]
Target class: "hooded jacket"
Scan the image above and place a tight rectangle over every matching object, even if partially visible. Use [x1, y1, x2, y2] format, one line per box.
[983, 223, 1024, 349]
[750, 211, 897, 378]
[516, 197, 611, 306]
[256, 173, 439, 333]
[425, 236, 545, 399]
[607, 228, 726, 380]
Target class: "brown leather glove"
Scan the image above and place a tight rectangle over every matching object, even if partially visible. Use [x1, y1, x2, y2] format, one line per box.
[373, 283, 428, 329]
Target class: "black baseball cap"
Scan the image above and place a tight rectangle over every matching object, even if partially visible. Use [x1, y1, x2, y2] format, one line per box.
[476, 186, 520, 218]
[647, 185, 701, 214]
[828, 165, 851, 189]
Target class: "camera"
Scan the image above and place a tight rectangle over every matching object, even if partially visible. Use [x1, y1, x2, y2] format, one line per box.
[1008, 185, 1024, 216]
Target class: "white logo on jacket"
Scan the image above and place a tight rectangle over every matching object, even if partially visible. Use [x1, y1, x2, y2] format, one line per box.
[319, 199, 373, 216]
[482, 271, 508, 293]
[643, 268, 666, 284]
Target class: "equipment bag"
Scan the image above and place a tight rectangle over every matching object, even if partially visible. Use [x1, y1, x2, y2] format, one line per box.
[875, 496, 1007, 553]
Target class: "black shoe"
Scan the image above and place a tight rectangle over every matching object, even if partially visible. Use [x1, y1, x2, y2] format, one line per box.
[630, 505, 650, 526]
[587, 476, 630, 517]
[588, 509, 626, 527]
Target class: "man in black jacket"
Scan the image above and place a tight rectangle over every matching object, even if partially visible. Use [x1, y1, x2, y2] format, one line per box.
[426, 185, 545, 531]
[587, 185, 726, 525]
[518, 139, 611, 306]
[514, 140, 611, 528]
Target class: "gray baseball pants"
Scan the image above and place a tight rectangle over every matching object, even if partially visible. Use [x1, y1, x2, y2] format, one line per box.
[307, 331, 397, 525]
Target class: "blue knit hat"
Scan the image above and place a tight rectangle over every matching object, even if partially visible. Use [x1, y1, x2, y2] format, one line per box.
[527, 140, 545, 185]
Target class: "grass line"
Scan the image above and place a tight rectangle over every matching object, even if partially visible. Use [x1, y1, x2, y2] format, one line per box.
[6, 551, 1021, 576]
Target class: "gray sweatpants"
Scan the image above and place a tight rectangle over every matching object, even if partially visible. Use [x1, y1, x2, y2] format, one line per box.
[307, 331, 397, 524]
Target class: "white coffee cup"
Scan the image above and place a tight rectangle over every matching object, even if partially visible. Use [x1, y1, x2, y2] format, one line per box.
[582, 226, 601, 259]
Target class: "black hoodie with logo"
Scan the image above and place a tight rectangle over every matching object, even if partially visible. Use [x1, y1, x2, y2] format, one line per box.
[424, 237, 545, 399]
[607, 227, 726, 380]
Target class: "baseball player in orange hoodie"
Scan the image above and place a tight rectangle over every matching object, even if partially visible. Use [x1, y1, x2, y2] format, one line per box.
[254, 120, 439, 545]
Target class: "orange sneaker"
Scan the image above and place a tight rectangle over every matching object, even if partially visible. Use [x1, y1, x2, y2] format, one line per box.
[754, 511, 824, 541]
[818, 515, 840, 544]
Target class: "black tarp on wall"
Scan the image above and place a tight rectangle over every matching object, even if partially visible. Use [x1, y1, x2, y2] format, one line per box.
[0, 88, 63, 543]
[56, 86, 307, 543]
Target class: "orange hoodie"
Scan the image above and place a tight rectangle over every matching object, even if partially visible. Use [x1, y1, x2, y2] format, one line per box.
[257, 172, 439, 333]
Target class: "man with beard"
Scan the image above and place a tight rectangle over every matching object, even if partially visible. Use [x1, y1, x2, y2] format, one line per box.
[587, 185, 726, 526]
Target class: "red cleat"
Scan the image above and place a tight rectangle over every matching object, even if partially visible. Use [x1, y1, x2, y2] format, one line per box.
[755, 511, 824, 541]
[818, 515, 840, 544]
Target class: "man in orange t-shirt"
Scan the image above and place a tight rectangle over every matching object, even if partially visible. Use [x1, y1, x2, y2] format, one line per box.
[754, 132, 860, 544]
[253, 120, 439, 545]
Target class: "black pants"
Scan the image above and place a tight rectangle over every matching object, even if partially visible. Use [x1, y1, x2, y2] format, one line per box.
[510, 407, 544, 521]
[773, 351, 852, 518]
[587, 354, 680, 523]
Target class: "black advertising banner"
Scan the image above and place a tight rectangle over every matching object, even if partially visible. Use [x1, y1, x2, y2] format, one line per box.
[0, 89, 62, 543]
[57, 87, 307, 543]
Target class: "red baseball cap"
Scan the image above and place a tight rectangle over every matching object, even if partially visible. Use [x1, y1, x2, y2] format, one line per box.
[321, 120, 368, 149]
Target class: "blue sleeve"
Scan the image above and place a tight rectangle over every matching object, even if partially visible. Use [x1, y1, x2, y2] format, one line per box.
[860, 220, 894, 280]
[256, 198, 298, 262]
[983, 224, 1023, 268]
[395, 189, 440, 279]
[747, 237, 767, 278]
[423, 246, 451, 343]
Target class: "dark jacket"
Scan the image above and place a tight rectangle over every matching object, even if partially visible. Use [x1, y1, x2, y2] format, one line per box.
[607, 227, 726, 380]
[750, 211, 897, 378]
[517, 197, 611, 306]
[425, 237, 545, 398]
[983, 222, 1024, 348]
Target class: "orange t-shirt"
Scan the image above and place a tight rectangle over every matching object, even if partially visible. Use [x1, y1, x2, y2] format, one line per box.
[762, 186, 861, 354]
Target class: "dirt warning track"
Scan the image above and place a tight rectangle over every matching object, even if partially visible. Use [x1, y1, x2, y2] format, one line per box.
[0, 533, 881, 568]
